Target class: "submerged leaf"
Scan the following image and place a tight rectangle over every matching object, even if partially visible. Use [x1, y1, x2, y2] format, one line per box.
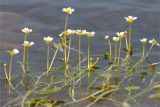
[25, 98, 64, 106]
[124, 86, 140, 91]
[122, 102, 131, 107]
[31, 87, 62, 95]
[91, 65, 100, 69]
[100, 73, 112, 79]
[104, 52, 110, 60]
[153, 84, 160, 89]
[149, 92, 160, 99]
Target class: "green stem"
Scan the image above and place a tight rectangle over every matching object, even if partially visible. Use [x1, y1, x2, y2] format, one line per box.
[128, 24, 132, 56]
[118, 40, 122, 65]
[114, 42, 119, 83]
[63, 14, 69, 82]
[46, 44, 50, 76]
[88, 38, 90, 70]
[108, 39, 112, 62]
[88, 38, 91, 85]
[9, 55, 13, 81]
[142, 44, 145, 72]
[47, 49, 58, 74]
[67, 37, 72, 65]
[26, 47, 29, 72]
[4, 64, 9, 81]
[114, 43, 118, 63]
[78, 36, 82, 86]
[23, 35, 27, 63]
[125, 36, 128, 50]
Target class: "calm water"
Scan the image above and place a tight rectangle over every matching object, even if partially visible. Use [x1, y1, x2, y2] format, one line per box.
[0, 0, 160, 106]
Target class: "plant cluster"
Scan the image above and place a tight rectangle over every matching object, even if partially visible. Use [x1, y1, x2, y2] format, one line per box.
[2, 7, 160, 107]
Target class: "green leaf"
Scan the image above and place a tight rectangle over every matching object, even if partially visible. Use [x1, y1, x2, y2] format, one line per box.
[122, 48, 128, 52]
[25, 98, 64, 106]
[104, 52, 110, 60]
[91, 65, 100, 69]
[140, 72, 148, 76]
[124, 86, 140, 91]
[100, 73, 112, 79]
[31, 87, 62, 95]
[149, 92, 160, 99]
[108, 61, 113, 65]
[130, 66, 136, 72]
[122, 102, 131, 107]
[153, 84, 160, 89]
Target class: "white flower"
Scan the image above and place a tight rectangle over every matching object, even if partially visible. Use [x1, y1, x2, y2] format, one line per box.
[75, 30, 87, 36]
[7, 48, 19, 56]
[43, 36, 53, 45]
[140, 38, 147, 44]
[113, 37, 120, 42]
[116, 32, 125, 39]
[124, 31, 128, 36]
[52, 42, 63, 52]
[64, 29, 75, 36]
[149, 38, 160, 46]
[86, 31, 95, 38]
[23, 41, 34, 47]
[62, 7, 75, 14]
[59, 32, 63, 37]
[22, 27, 32, 34]
[124, 16, 137, 24]
[105, 35, 109, 39]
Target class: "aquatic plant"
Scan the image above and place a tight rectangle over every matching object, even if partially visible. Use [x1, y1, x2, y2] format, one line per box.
[2, 7, 160, 107]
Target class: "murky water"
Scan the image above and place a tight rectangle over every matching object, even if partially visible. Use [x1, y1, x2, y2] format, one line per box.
[0, 0, 160, 106]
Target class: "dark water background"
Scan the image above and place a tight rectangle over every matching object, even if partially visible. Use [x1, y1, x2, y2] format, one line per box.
[0, 0, 160, 106]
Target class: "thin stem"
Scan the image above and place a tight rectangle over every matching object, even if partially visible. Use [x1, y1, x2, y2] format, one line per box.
[128, 24, 132, 55]
[47, 49, 58, 73]
[23, 46, 27, 73]
[67, 37, 72, 64]
[78, 36, 82, 87]
[66, 37, 72, 76]
[114, 43, 118, 62]
[46, 44, 50, 76]
[23, 35, 27, 63]
[125, 36, 128, 50]
[114, 42, 119, 83]
[9, 55, 13, 81]
[118, 40, 122, 65]
[88, 38, 90, 70]
[63, 14, 69, 82]
[4, 64, 9, 81]
[26, 47, 29, 72]
[142, 44, 145, 72]
[108, 39, 112, 62]
[88, 38, 91, 78]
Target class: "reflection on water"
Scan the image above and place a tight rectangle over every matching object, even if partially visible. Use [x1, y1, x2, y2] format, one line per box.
[0, 0, 160, 106]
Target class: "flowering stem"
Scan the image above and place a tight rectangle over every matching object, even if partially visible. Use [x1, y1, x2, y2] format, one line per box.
[26, 47, 29, 72]
[4, 64, 9, 81]
[46, 44, 50, 76]
[67, 37, 72, 66]
[108, 39, 112, 62]
[88, 38, 91, 85]
[63, 14, 69, 81]
[66, 37, 72, 75]
[118, 39, 122, 65]
[9, 55, 13, 81]
[125, 36, 129, 50]
[128, 24, 132, 56]
[78, 36, 82, 86]
[23, 35, 27, 63]
[114, 43, 118, 63]
[47, 49, 58, 74]
[142, 44, 145, 72]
